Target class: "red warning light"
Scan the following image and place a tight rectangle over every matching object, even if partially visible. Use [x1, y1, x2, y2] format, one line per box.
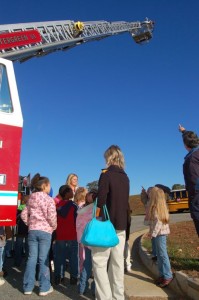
[0, 30, 42, 50]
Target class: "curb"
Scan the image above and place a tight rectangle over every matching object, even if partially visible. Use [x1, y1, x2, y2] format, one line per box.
[139, 232, 199, 300]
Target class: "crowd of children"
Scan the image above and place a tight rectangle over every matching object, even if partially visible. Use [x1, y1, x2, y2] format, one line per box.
[0, 171, 175, 296]
[0, 173, 112, 297]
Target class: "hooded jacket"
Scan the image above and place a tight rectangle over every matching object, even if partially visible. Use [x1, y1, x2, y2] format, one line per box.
[56, 199, 77, 240]
[76, 203, 93, 243]
[21, 192, 57, 234]
[76, 203, 93, 272]
[97, 165, 130, 231]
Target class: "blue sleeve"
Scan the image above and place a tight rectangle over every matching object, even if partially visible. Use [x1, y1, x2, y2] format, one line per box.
[57, 201, 74, 218]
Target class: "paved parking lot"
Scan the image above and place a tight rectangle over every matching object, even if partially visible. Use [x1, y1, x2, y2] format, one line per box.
[0, 257, 94, 300]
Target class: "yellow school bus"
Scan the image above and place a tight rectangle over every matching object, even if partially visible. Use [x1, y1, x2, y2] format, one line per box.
[167, 189, 189, 213]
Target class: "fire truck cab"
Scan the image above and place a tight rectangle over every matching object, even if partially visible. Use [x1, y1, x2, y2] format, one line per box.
[0, 58, 23, 226]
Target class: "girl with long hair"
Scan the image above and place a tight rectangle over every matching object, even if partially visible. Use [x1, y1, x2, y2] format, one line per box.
[148, 187, 173, 288]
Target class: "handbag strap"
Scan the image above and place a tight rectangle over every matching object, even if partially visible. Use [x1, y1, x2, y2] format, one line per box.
[93, 199, 110, 220]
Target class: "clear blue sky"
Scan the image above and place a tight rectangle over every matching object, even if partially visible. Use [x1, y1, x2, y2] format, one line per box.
[1, 0, 199, 195]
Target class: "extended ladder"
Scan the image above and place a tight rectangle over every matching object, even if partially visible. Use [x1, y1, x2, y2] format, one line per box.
[0, 19, 154, 62]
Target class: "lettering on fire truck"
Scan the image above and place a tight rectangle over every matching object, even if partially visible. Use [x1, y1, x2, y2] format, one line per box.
[0, 30, 42, 50]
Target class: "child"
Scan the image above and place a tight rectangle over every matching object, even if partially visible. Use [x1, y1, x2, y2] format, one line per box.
[141, 186, 157, 260]
[0, 226, 6, 286]
[74, 187, 87, 208]
[14, 195, 29, 267]
[76, 188, 97, 295]
[54, 185, 78, 285]
[21, 173, 57, 296]
[148, 187, 173, 288]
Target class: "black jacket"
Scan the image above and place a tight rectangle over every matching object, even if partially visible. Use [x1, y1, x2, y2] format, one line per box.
[97, 165, 130, 231]
[183, 146, 199, 220]
[16, 210, 28, 236]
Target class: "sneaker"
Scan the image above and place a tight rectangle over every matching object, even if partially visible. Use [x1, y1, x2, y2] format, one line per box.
[0, 278, 5, 286]
[159, 277, 173, 288]
[24, 291, 32, 295]
[39, 286, 53, 296]
[155, 277, 164, 285]
[126, 265, 132, 272]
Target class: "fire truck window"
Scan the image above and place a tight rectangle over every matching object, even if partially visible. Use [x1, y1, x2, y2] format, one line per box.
[0, 64, 13, 113]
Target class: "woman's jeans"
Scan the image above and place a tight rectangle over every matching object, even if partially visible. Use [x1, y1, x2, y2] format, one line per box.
[79, 246, 95, 294]
[155, 235, 172, 279]
[23, 230, 52, 293]
[54, 240, 78, 279]
[0, 246, 5, 272]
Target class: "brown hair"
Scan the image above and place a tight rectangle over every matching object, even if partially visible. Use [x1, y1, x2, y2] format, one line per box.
[31, 173, 49, 192]
[183, 131, 199, 149]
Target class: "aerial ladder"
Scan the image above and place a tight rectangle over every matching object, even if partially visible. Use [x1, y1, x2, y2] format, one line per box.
[0, 19, 154, 62]
[0, 18, 154, 226]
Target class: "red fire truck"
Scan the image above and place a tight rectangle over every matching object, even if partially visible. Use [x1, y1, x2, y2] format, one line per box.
[0, 18, 154, 226]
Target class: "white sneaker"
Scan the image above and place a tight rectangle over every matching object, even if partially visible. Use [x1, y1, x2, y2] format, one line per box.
[125, 265, 132, 272]
[24, 291, 32, 295]
[39, 286, 53, 296]
[0, 278, 5, 286]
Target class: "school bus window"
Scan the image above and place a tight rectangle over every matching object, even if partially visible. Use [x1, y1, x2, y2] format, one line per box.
[0, 64, 13, 113]
[170, 193, 173, 200]
[182, 190, 188, 198]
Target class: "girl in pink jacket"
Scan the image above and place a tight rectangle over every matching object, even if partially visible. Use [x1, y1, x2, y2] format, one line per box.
[76, 189, 97, 296]
[21, 173, 57, 296]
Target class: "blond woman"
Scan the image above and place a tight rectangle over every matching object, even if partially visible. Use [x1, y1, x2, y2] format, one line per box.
[65, 173, 78, 200]
[92, 145, 129, 300]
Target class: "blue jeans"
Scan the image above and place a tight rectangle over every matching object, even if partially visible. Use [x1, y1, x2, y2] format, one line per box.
[54, 240, 78, 279]
[155, 235, 172, 279]
[15, 236, 28, 266]
[0, 246, 5, 272]
[23, 230, 52, 293]
[79, 247, 95, 294]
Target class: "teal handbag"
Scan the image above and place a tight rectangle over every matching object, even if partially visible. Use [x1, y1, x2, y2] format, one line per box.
[81, 200, 119, 248]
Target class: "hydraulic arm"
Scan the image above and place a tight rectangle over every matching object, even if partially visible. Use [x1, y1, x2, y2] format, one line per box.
[0, 19, 154, 62]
